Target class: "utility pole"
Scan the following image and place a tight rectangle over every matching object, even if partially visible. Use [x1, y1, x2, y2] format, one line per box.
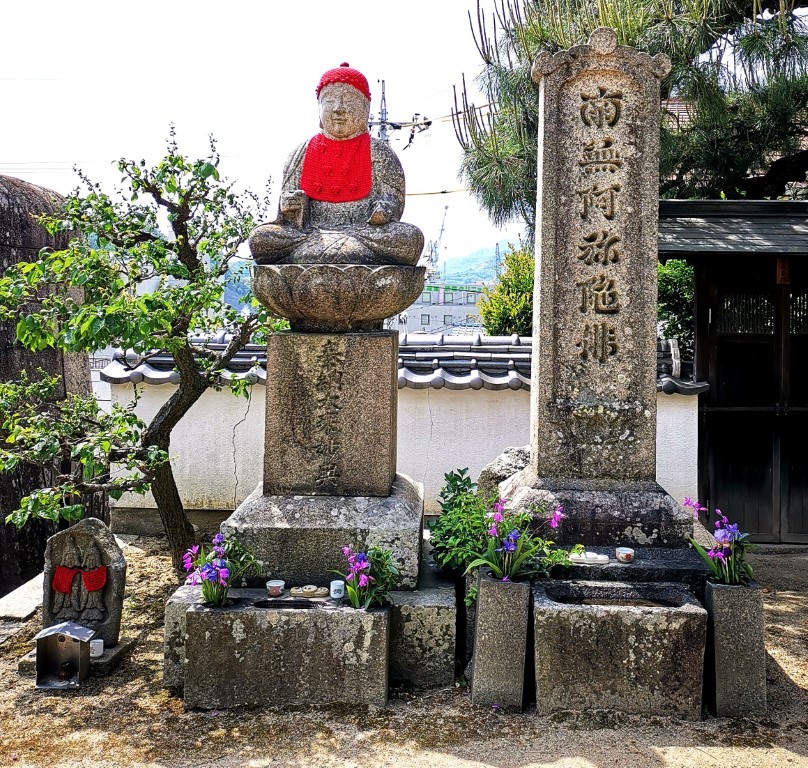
[369, 80, 432, 147]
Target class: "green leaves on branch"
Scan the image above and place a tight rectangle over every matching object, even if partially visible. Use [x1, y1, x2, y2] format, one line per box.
[657, 259, 695, 358]
[0, 130, 272, 360]
[0, 132, 275, 562]
[454, 0, 808, 236]
[0, 371, 166, 528]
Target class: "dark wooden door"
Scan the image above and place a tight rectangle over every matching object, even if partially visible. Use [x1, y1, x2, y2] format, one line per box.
[698, 256, 808, 543]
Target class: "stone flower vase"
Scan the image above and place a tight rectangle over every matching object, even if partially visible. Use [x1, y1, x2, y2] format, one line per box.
[704, 581, 767, 717]
[470, 572, 531, 709]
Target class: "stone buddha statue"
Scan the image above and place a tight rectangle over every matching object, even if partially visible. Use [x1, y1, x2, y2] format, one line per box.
[249, 63, 424, 266]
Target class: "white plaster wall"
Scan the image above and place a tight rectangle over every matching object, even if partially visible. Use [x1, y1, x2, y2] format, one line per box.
[108, 384, 698, 517]
[654, 393, 699, 506]
[110, 383, 264, 511]
[397, 388, 530, 513]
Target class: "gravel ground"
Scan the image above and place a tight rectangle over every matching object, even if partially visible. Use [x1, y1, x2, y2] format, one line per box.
[0, 538, 805, 768]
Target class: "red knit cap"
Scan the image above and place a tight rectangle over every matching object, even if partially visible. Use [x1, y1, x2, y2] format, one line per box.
[315, 63, 371, 101]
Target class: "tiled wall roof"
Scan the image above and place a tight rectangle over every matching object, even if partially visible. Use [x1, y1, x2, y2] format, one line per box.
[100, 333, 707, 396]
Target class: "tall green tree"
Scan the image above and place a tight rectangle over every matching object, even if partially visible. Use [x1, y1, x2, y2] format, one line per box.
[0, 132, 278, 566]
[453, 0, 808, 238]
[479, 246, 534, 336]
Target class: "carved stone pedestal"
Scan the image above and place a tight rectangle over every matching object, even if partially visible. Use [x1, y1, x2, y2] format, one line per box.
[264, 330, 397, 497]
[223, 474, 423, 590]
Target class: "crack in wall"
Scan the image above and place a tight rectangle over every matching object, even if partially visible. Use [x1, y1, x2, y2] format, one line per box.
[231, 388, 254, 510]
[424, 387, 435, 488]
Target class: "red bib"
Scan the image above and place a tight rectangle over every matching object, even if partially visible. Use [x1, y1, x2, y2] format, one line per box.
[52, 566, 78, 594]
[299, 132, 372, 203]
[81, 565, 107, 592]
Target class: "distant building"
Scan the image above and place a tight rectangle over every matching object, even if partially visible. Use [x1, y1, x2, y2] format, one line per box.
[394, 281, 486, 333]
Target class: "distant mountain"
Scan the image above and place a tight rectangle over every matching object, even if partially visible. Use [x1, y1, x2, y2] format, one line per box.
[440, 240, 514, 284]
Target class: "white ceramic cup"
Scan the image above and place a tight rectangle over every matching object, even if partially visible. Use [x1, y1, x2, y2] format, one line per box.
[616, 547, 635, 563]
[90, 638, 104, 658]
[266, 579, 285, 597]
[330, 580, 345, 599]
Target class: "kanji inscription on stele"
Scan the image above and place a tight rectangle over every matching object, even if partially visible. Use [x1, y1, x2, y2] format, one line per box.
[530, 28, 671, 480]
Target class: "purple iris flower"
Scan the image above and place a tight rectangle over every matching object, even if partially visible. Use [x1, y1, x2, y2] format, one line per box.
[714, 528, 732, 545]
[200, 563, 217, 582]
[182, 544, 200, 572]
[212, 533, 225, 546]
[488, 524, 498, 537]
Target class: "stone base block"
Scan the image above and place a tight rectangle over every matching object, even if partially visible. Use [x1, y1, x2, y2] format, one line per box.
[18, 637, 135, 678]
[502, 469, 692, 547]
[533, 580, 706, 720]
[471, 574, 530, 710]
[182, 591, 389, 709]
[389, 587, 456, 688]
[222, 474, 423, 590]
[163, 585, 201, 689]
[705, 581, 767, 718]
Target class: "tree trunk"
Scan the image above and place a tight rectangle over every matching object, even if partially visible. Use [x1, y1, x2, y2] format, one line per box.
[150, 444, 196, 569]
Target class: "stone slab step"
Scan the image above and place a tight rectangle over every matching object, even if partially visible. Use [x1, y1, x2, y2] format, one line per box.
[563, 546, 710, 595]
[0, 573, 42, 621]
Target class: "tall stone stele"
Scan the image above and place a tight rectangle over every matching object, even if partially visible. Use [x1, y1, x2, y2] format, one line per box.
[503, 29, 691, 545]
[222, 63, 426, 588]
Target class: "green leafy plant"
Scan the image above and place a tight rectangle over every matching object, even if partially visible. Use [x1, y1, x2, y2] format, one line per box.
[479, 247, 534, 337]
[658, 259, 695, 358]
[428, 469, 492, 574]
[684, 498, 755, 585]
[0, 129, 285, 566]
[454, 0, 808, 240]
[464, 498, 572, 582]
[337, 546, 399, 609]
[182, 533, 262, 607]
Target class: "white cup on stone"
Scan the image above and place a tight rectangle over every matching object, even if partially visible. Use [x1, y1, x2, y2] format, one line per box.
[90, 639, 104, 658]
[266, 579, 285, 597]
[330, 580, 345, 599]
[616, 547, 635, 563]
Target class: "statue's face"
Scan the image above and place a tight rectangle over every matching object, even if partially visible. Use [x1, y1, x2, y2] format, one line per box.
[319, 83, 369, 140]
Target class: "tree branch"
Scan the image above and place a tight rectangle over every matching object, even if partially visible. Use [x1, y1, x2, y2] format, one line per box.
[736, 149, 808, 198]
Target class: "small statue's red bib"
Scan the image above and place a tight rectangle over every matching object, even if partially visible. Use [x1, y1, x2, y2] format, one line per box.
[52, 566, 79, 594]
[299, 132, 372, 203]
[81, 565, 107, 592]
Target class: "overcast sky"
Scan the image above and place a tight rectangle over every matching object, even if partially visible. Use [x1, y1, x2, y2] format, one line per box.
[0, 1, 524, 263]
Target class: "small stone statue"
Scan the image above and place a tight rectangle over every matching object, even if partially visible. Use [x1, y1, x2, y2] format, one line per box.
[43, 518, 127, 647]
[79, 541, 107, 622]
[51, 535, 82, 621]
[249, 63, 424, 266]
